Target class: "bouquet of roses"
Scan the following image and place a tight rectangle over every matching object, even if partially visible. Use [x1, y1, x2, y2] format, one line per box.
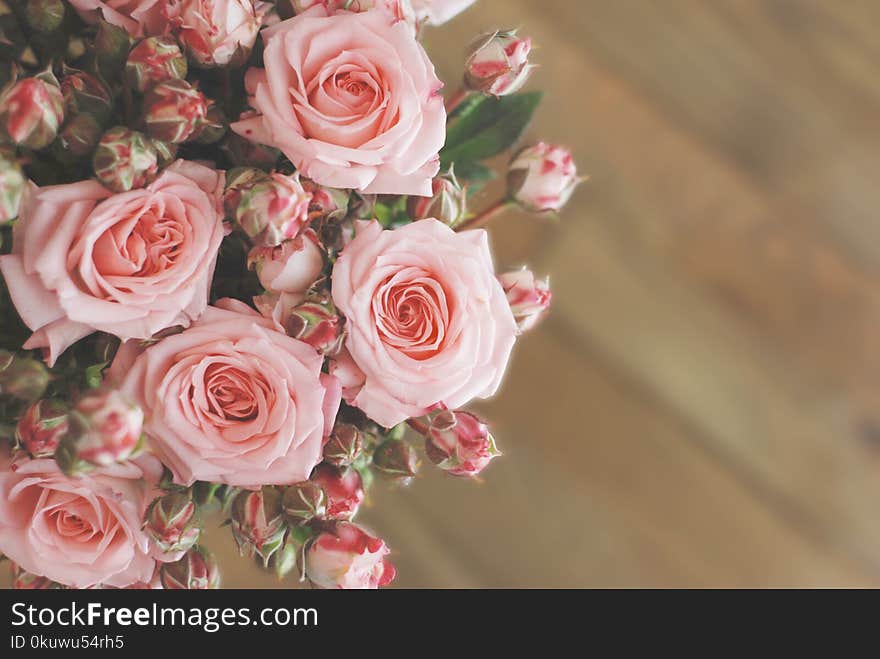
[0, 0, 579, 590]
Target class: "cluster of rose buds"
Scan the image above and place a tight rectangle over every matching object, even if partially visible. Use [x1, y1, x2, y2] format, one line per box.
[166, 0, 268, 68]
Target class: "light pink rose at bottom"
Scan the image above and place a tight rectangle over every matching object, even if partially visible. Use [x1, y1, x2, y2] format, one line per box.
[111, 300, 341, 487]
[305, 522, 395, 589]
[0, 450, 162, 589]
[411, 0, 475, 25]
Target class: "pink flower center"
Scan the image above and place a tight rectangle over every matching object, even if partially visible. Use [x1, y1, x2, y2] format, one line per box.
[373, 270, 451, 360]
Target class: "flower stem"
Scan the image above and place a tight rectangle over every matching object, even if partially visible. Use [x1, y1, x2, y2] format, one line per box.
[406, 418, 429, 435]
[455, 199, 512, 232]
[445, 87, 470, 115]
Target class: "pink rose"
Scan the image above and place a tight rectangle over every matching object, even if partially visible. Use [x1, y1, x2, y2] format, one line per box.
[498, 267, 551, 333]
[248, 229, 324, 295]
[508, 143, 581, 213]
[68, 0, 169, 37]
[166, 0, 269, 67]
[0, 449, 161, 588]
[0, 161, 224, 366]
[411, 0, 475, 25]
[305, 522, 395, 589]
[110, 300, 342, 487]
[331, 219, 517, 427]
[232, 7, 445, 195]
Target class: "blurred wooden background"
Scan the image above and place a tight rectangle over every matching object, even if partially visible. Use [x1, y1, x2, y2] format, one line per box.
[9, 0, 880, 588]
[214, 0, 880, 588]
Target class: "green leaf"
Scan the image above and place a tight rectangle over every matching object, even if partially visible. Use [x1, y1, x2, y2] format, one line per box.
[84, 361, 107, 389]
[440, 92, 543, 167]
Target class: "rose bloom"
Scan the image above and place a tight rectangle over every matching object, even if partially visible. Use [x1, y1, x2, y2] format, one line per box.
[411, 0, 475, 25]
[110, 300, 342, 487]
[0, 161, 224, 366]
[331, 219, 517, 427]
[0, 449, 161, 589]
[232, 7, 445, 195]
[305, 522, 395, 589]
[68, 0, 169, 37]
[166, 0, 269, 67]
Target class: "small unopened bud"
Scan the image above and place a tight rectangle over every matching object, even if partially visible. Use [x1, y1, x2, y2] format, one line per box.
[60, 67, 112, 122]
[0, 352, 50, 402]
[425, 410, 500, 477]
[323, 422, 363, 467]
[167, 0, 266, 68]
[160, 545, 220, 589]
[25, 0, 65, 33]
[498, 268, 551, 333]
[230, 487, 287, 566]
[311, 464, 364, 520]
[93, 127, 159, 192]
[56, 113, 102, 158]
[192, 103, 226, 144]
[143, 79, 208, 143]
[248, 229, 324, 296]
[284, 298, 344, 355]
[144, 492, 200, 555]
[507, 143, 581, 213]
[56, 388, 143, 472]
[224, 169, 312, 246]
[282, 481, 326, 526]
[464, 30, 533, 97]
[0, 73, 64, 149]
[15, 399, 68, 458]
[0, 157, 25, 223]
[406, 170, 467, 228]
[372, 439, 419, 483]
[305, 522, 395, 589]
[125, 36, 187, 94]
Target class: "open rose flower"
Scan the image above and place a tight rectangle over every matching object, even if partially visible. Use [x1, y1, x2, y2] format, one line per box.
[166, 0, 269, 68]
[305, 522, 395, 589]
[0, 449, 161, 588]
[411, 0, 475, 25]
[232, 7, 445, 195]
[110, 300, 341, 487]
[0, 161, 224, 366]
[68, 0, 169, 37]
[331, 219, 517, 427]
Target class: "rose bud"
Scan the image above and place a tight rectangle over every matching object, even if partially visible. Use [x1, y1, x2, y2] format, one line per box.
[305, 522, 395, 589]
[56, 388, 144, 472]
[125, 36, 188, 94]
[372, 439, 419, 484]
[425, 410, 500, 477]
[498, 268, 552, 333]
[93, 126, 159, 192]
[15, 399, 69, 458]
[0, 157, 25, 223]
[225, 169, 312, 246]
[143, 79, 208, 143]
[507, 142, 581, 213]
[10, 563, 60, 590]
[0, 351, 50, 402]
[192, 103, 227, 144]
[24, 0, 66, 33]
[60, 67, 112, 122]
[284, 298, 344, 355]
[56, 113, 103, 158]
[407, 170, 467, 228]
[248, 229, 324, 295]
[160, 546, 220, 589]
[323, 422, 364, 467]
[464, 30, 533, 97]
[144, 492, 201, 555]
[230, 487, 287, 565]
[167, 0, 267, 68]
[311, 464, 364, 520]
[0, 73, 65, 149]
[282, 481, 326, 526]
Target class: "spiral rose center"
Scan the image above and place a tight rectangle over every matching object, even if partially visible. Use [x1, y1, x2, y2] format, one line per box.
[202, 362, 263, 422]
[53, 509, 95, 541]
[373, 271, 450, 359]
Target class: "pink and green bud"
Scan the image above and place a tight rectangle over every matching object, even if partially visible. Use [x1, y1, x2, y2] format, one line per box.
[0, 156, 25, 224]
[311, 464, 364, 520]
[323, 422, 364, 467]
[10, 563, 60, 590]
[0, 72, 65, 149]
[407, 170, 467, 227]
[15, 399, 69, 458]
[192, 103, 227, 144]
[498, 268, 551, 333]
[56, 112, 103, 158]
[0, 351, 50, 402]
[60, 67, 112, 121]
[372, 439, 419, 483]
[160, 545, 220, 589]
[143, 78, 208, 143]
[282, 481, 326, 526]
[56, 388, 143, 472]
[24, 0, 66, 33]
[125, 36, 187, 94]
[166, 0, 267, 68]
[464, 30, 533, 97]
[93, 126, 159, 192]
[248, 229, 324, 296]
[224, 169, 312, 246]
[230, 486, 287, 565]
[284, 298, 344, 355]
[508, 142, 581, 213]
[425, 410, 500, 477]
[144, 492, 201, 555]
[305, 522, 395, 589]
